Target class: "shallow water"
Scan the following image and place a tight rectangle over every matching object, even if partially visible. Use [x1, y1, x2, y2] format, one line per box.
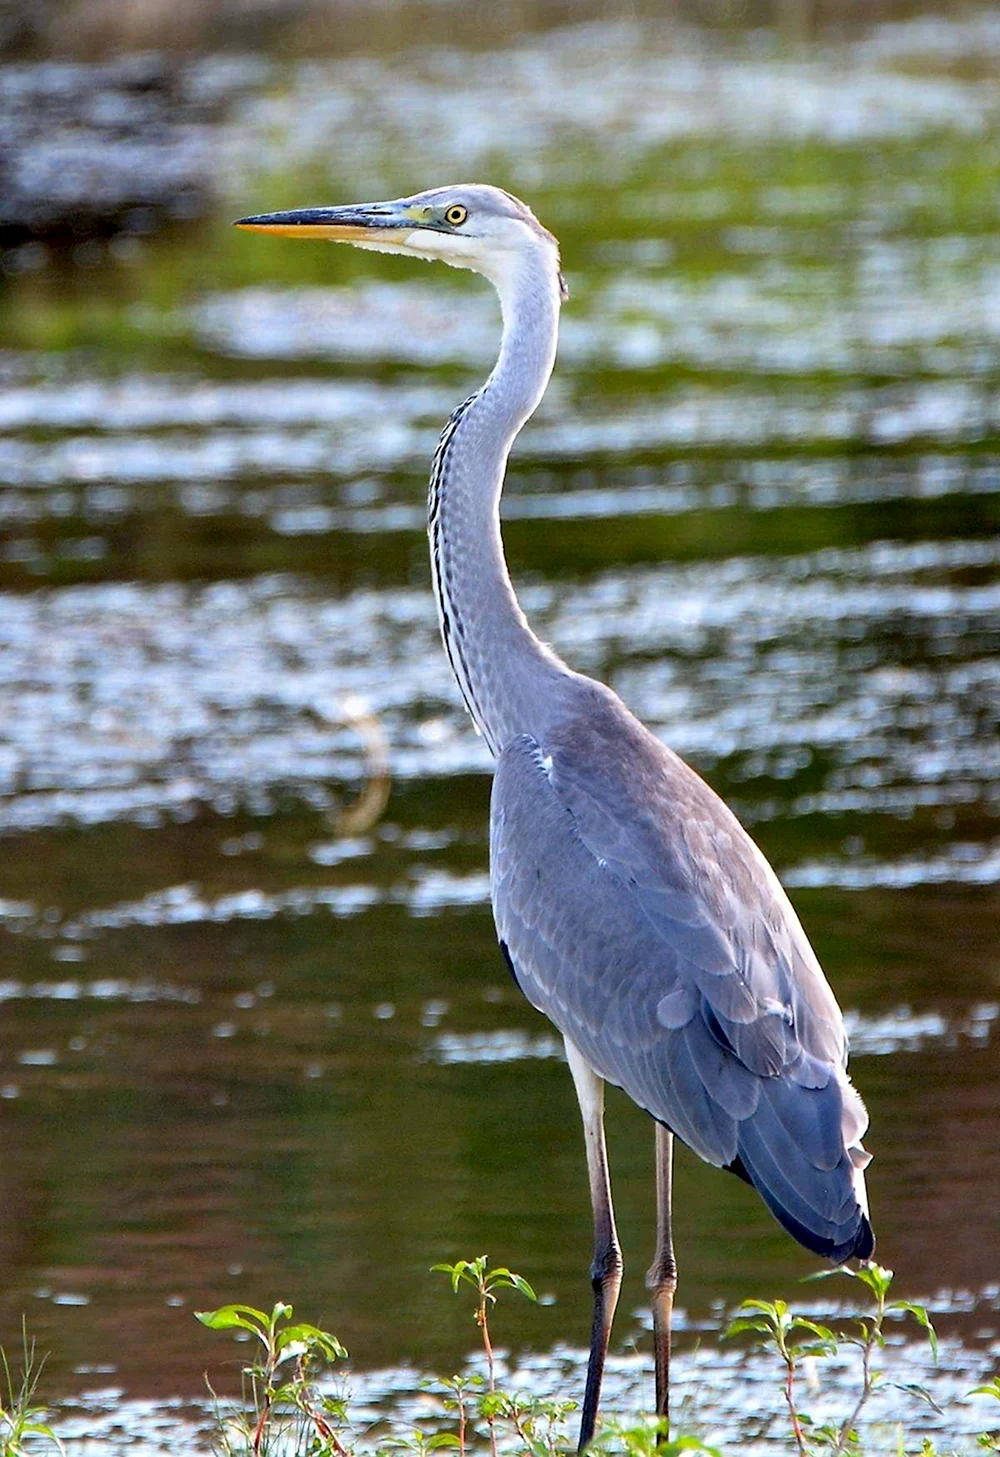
[0, 7, 998, 1451]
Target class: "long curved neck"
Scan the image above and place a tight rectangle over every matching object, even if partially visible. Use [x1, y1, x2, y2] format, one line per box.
[428, 250, 572, 758]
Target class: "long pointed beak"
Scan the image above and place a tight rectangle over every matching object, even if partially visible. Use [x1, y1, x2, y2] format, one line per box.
[234, 203, 417, 242]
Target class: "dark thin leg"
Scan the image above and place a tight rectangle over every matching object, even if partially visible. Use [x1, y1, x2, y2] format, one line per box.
[565, 1039, 622, 1453]
[645, 1123, 677, 1437]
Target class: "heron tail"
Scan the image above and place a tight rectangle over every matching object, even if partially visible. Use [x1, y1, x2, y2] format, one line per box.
[727, 1072, 876, 1263]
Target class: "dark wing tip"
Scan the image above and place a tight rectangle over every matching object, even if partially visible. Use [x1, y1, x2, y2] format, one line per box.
[725, 1151, 875, 1263]
[759, 1181, 875, 1264]
[851, 1212, 876, 1263]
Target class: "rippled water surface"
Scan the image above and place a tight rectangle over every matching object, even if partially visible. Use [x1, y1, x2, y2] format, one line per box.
[0, 8, 998, 1451]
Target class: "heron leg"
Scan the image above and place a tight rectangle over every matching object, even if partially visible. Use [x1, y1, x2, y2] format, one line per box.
[565, 1037, 622, 1453]
[646, 1123, 677, 1437]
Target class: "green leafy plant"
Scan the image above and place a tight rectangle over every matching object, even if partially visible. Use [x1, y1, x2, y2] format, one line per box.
[0, 1325, 64, 1457]
[588, 1416, 721, 1457]
[431, 1256, 538, 1457]
[429, 1257, 720, 1457]
[724, 1263, 939, 1456]
[724, 1294, 838, 1450]
[432, 1258, 536, 1390]
[969, 1375, 1000, 1452]
[825, 1262, 938, 1455]
[195, 1300, 348, 1456]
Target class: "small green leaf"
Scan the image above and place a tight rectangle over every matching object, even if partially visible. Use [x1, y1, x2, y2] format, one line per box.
[722, 1316, 773, 1339]
[790, 1318, 838, 1344]
[491, 1271, 537, 1302]
[795, 1342, 839, 1359]
[268, 1378, 302, 1403]
[195, 1306, 266, 1334]
[801, 1265, 854, 1282]
[739, 1297, 785, 1317]
[887, 1380, 944, 1414]
[274, 1323, 347, 1362]
[891, 1300, 939, 1363]
[854, 1262, 894, 1299]
[431, 1261, 477, 1295]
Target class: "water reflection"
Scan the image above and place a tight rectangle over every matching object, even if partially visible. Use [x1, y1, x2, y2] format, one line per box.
[2, 537, 996, 861]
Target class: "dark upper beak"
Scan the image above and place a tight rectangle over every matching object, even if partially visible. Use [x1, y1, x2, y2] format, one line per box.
[234, 203, 414, 240]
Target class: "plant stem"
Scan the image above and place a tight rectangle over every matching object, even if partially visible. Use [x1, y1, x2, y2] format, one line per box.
[784, 1356, 809, 1457]
[478, 1299, 495, 1395]
[476, 1291, 498, 1457]
[832, 1334, 874, 1456]
[457, 1385, 467, 1457]
[252, 1394, 269, 1456]
[831, 1278, 889, 1457]
[249, 1387, 268, 1457]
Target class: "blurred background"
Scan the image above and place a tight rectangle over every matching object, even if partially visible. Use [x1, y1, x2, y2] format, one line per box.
[0, 0, 998, 1450]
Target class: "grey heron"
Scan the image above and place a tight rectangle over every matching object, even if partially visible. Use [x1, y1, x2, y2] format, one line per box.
[236, 185, 875, 1448]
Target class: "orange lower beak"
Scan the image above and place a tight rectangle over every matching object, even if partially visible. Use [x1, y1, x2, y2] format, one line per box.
[234, 205, 411, 242]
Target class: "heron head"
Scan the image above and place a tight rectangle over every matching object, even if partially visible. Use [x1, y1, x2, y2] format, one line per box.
[236, 183, 566, 298]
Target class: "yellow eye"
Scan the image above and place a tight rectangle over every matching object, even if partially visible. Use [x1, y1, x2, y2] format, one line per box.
[444, 204, 468, 227]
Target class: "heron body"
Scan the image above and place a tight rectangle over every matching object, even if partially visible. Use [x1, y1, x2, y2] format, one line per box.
[237, 185, 874, 1446]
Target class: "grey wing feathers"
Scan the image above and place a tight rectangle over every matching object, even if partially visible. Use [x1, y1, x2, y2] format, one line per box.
[490, 687, 873, 1263]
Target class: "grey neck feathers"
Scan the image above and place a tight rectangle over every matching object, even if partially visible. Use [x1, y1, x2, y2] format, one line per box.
[428, 248, 573, 757]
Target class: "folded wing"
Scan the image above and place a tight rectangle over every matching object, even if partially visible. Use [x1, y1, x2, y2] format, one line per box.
[490, 687, 873, 1263]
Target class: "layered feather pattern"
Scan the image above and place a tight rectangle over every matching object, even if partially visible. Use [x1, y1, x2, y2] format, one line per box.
[490, 679, 874, 1263]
